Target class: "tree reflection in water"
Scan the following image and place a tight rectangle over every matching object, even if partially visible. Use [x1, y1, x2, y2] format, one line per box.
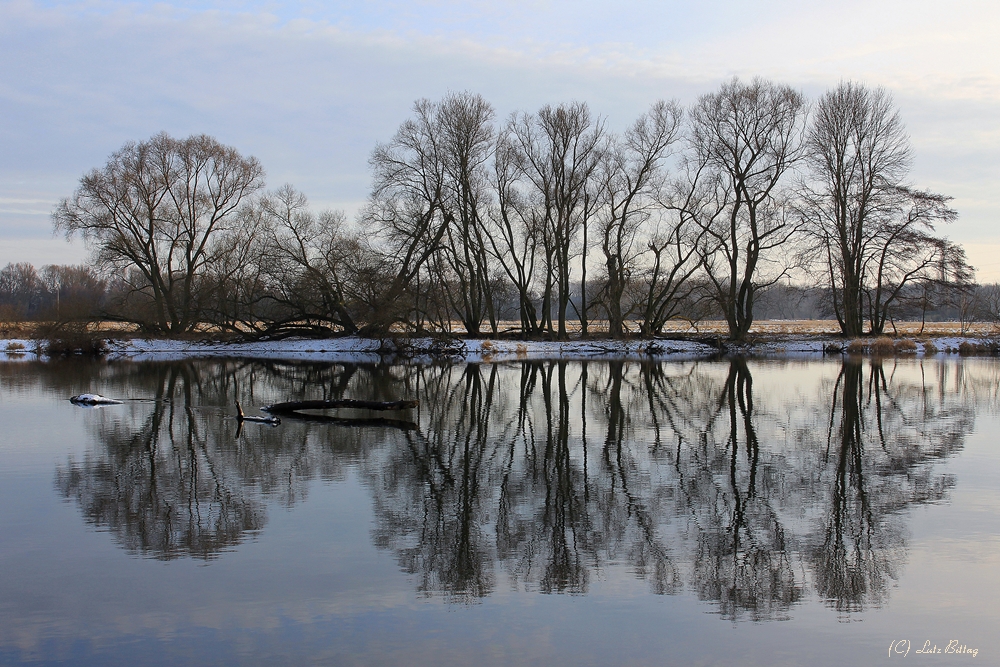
[46, 357, 985, 618]
[56, 363, 266, 559]
[54, 360, 411, 559]
[809, 360, 964, 614]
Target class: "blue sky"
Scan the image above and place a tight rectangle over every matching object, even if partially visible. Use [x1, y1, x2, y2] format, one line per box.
[2, 0, 999, 277]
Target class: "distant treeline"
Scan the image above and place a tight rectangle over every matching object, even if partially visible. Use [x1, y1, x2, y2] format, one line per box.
[0, 262, 107, 323]
[2, 261, 991, 332]
[47, 78, 974, 340]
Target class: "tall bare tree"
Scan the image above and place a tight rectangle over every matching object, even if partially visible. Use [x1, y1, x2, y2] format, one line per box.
[365, 93, 497, 335]
[689, 78, 807, 341]
[596, 100, 683, 337]
[803, 82, 970, 335]
[365, 102, 451, 333]
[507, 103, 604, 338]
[436, 92, 498, 335]
[487, 131, 545, 335]
[53, 133, 264, 333]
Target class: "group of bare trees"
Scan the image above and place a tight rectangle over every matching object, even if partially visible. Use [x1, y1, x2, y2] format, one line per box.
[50, 79, 972, 340]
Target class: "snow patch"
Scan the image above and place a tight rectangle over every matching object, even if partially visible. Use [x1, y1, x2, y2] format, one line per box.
[2, 333, 998, 363]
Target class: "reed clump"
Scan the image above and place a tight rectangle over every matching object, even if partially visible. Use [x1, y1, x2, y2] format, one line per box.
[844, 337, 921, 356]
[846, 339, 866, 355]
[958, 341, 979, 356]
[870, 337, 896, 356]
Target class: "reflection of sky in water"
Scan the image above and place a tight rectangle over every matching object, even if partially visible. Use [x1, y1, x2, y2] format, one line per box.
[0, 358, 998, 666]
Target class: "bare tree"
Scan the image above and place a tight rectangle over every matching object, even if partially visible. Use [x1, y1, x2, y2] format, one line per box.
[256, 185, 362, 336]
[40, 264, 108, 322]
[803, 82, 970, 335]
[595, 100, 683, 337]
[486, 132, 545, 335]
[195, 201, 270, 333]
[53, 133, 264, 333]
[435, 92, 498, 335]
[365, 93, 498, 335]
[637, 166, 718, 335]
[364, 103, 451, 334]
[803, 83, 904, 336]
[971, 283, 1000, 328]
[688, 78, 807, 341]
[863, 189, 969, 334]
[507, 103, 604, 338]
[0, 262, 43, 320]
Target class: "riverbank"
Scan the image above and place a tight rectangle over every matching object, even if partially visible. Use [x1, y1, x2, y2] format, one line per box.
[2, 330, 998, 363]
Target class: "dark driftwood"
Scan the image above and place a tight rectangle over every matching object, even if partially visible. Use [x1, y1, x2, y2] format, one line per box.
[263, 399, 418, 414]
[273, 412, 417, 430]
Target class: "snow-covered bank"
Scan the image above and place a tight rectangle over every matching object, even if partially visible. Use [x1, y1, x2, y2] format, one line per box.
[106, 337, 719, 363]
[2, 335, 997, 363]
[460, 339, 717, 362]
[108, 337, 388, 363]
[0, 336, 717, 363]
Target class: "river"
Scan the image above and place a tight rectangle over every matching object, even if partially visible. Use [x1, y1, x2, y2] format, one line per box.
[0, 357, 996, 665]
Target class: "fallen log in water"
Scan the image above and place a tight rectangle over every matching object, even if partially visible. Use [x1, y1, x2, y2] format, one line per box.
[271, 411, 417, 430]
[236, 401, 281, 425]
[262, 399, 418, 414]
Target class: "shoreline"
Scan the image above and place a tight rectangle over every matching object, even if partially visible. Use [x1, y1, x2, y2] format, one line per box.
[2, 331, 998, 363]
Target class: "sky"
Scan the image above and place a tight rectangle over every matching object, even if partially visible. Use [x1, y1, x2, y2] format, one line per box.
[1, 0, 998, 277]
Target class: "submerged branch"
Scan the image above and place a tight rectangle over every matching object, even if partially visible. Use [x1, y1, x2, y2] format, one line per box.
[263, 399, 419, 413]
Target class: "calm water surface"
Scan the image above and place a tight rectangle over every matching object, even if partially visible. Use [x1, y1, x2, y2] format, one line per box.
[1, 357, 998, 666]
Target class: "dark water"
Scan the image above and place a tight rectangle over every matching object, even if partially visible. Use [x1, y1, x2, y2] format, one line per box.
[1, 357, 998, 665]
